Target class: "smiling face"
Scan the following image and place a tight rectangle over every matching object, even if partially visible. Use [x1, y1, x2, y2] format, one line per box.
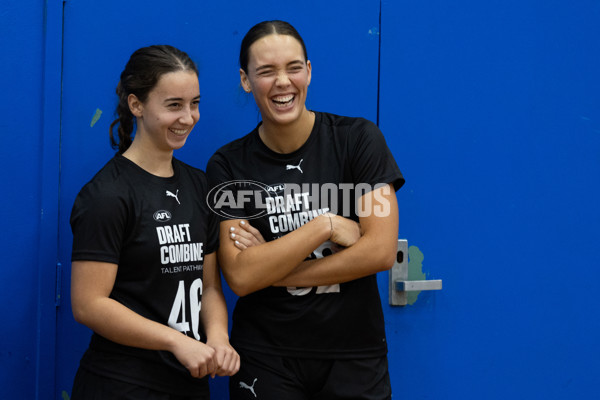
[240, 34, 312, 129]
[129, 70, 200, 152]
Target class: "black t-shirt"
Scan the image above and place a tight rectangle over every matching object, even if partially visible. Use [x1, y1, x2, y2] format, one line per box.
[70, 154, 218, 396]
[206, 111, 404, 359]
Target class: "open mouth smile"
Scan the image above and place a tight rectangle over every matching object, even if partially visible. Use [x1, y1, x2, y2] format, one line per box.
[271, 94, 295, 107]
[169, 128, 189, 135]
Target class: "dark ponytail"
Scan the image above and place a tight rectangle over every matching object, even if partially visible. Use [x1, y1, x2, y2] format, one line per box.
[109, 81, 134, 153]
[109, 45, 198, 153]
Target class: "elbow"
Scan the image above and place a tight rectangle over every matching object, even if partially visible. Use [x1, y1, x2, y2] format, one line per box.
[220, 255, 267, 297]
[70, 296, 96, 327]
[71, 303, 88, 326]
[373, 242, 398, 272]
[222, 272, 255, 297]
[229, 282, 252, 297]
[380, 251, 396, 271]
[359, 228, 399, 273]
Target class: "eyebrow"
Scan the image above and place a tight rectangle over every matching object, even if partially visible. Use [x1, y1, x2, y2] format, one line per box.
[254, 60, 305, 73]
[163, 95, 201, 103]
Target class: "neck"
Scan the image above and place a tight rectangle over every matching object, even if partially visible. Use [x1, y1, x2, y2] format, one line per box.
[259, 109, 315, 154]
[122, 136, 174, 177]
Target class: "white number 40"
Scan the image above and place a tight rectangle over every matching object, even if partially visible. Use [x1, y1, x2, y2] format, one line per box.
[168, 279, 203, 340]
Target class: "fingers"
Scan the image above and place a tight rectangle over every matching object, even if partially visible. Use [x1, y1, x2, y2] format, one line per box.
[239, 220, 265, 243]
[173, 338, 218, 379]
[233, 239, 247, 250]
[210, 343, 241, 377]
[329, 214, 362, 247]
[229, 220, 265, 249]
[192, 348, 217, 378]
[229, 228, 252, 248]
[218, 348, 241, 376]
[187, 356, 213, 379]
[207, 352, 218, 378]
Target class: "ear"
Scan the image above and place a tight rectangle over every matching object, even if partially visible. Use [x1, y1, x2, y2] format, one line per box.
[128, 94, 143, 118]
[240, 68, 252, 93]
[306, 60, 312, 87]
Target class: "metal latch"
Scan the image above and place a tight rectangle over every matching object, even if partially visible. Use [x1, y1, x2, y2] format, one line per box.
[389, 239, 442, 306]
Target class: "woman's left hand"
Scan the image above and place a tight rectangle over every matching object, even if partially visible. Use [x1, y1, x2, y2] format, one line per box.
[229, 220, 266, 250]
[206, 337, 240, 377]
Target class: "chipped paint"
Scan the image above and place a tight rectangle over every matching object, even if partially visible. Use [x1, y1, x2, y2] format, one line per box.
[368, 27, 380, 36]
[407, 245, 426, 305]
[90, 108, 102, 127]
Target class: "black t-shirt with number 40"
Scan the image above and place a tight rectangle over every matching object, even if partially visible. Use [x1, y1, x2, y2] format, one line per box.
[207, 111, 404, 359]
[70, 154, 218, 396]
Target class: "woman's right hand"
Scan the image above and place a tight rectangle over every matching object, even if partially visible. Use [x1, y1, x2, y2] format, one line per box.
[170, 335, 217, 378]
[229, 219, 266, 250]
[327, 213, 361, 247]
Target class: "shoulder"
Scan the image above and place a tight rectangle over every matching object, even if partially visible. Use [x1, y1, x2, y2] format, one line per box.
[206, 130, 257, 180]
[315, 112, 379, 133]
[174, 157, 206, 177]
[75, 156, 132, 201]
[71, 157, 134, 228]
[173, 158, 210, 188]
[316, 111, 379, 137]
[209, 130, 256, 161]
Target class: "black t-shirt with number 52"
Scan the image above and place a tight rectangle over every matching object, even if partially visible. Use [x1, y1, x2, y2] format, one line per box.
[207, 111, 404, 359]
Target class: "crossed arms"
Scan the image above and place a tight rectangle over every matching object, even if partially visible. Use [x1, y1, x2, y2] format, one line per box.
[217, 184, 399, 296]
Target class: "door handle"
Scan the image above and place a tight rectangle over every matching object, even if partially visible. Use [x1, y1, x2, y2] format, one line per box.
[389, 239, 442, 306]
[396, 280, 442, 291]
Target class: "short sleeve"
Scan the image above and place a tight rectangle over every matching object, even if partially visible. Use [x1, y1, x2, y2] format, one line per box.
[198, 172, 220, 254]
[206, 152, 231, 189]
[206, 152, 248, 220]
[70, 181, 128, 264]
[349, 119, 405, 191]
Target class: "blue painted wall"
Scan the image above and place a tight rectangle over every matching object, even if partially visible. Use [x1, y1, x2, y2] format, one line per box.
[381, 1, 600, 398]
[1, 0, 598, 399]
[0, 0, 59, 398]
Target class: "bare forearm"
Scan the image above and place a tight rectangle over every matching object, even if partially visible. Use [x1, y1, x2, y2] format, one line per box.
[74, 296, 181, 352]
[274, 184, 399, 287]
[200, 287, 230, 342]
[220, 215, 331, 295]
[274, 233, 397, 287]
[200, 285, 240, 377]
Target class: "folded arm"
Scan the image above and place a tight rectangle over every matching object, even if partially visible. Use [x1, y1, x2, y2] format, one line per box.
[217, 211, 361, 296]
[231, 184, 398, 288]
[274, 184, 398, 286]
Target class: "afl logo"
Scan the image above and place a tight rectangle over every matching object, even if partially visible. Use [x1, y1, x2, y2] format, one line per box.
[153, 210, 172, 222]
[207, 180, 272, 220]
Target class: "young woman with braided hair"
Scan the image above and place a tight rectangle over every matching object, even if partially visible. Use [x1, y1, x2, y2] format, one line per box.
[70, 44, 239, 400]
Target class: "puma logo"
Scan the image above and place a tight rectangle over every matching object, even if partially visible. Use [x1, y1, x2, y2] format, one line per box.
[166, 189, 180, 205]
[286, 159, 303, 173]
[239, 378, 258, 397]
